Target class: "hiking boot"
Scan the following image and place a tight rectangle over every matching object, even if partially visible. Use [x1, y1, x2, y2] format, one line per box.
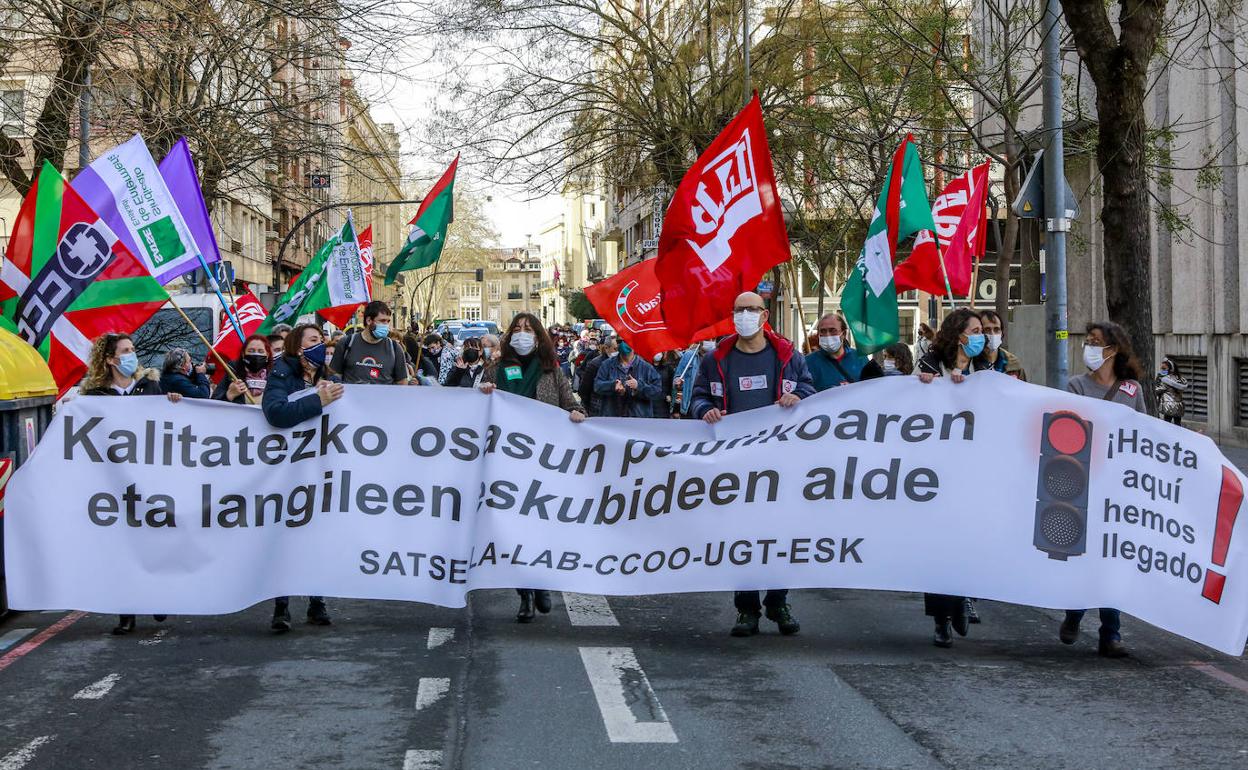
[534, 590, 553, 614]
[271, 606, 292, 633]
[730, 612, 760, 637]
[1098, 638, 1129, 658]
[1059, 617, 1081, 645]
[306, 600, 332, 626]
[933, 617, 953, 648]
[765, 605, 801, 636]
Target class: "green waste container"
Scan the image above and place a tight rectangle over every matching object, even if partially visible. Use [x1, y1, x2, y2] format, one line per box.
[0, 326, 57, 616]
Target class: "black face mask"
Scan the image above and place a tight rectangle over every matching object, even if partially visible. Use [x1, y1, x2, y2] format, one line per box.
[243, 353, 268, 373]
[463, 349, 481, 364]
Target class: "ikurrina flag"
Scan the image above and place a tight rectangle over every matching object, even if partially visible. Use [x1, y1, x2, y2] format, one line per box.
[841, 135, 937, 353]
[385, 155, 457, 285]
[0, 162, 169, 396]
[259, 215, 369, 333]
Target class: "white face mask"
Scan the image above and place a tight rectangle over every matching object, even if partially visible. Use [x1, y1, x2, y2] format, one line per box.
[511, 331, 536, 355]
[986, 333, 1003, 351]
[733, 311, 762, 338]
[818, 335, 842, 354]
[1083, 344, 1112, 371]
[701, 340, 716, 353]
[882, 358, 898, 374]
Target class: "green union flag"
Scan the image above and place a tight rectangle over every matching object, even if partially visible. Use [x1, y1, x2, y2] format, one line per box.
[0, 162, 169, 395]
[385, 155, 457, 285]
[841, 135, 936, 353]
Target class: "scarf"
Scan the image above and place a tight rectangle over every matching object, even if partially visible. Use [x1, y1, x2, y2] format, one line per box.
[497, 353, 542, 399]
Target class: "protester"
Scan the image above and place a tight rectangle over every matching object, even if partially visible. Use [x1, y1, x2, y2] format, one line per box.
[266, 333, 286, 356]
[415, 333, 444, 381]
[80, 332, 180, 635]
[570, 330, 599, 389]
[860, 342, 915, 379]
[594, 338, 662, 417]
[653, 350, 680, 416]
[270, 323, 293, 344]
[479, 312, 586, 623]
[915, 321, 935, 359]
[212, 334, 272, 403]
[806, 312, 869, 390]
[691, 292, 815, 638]
[329, 301, 409, 385]
[1155, 357, 1188, 425]
[445, 337, 490, 388]
[261, 323, 344, 632]
[915, 308, 988, 647]
[1061, 321, 1148, 658]
[481, 334, 500, 364]
[978, 309, 1023, 374]
[672, 340, 713, 417]
[158, 348, 211, 399]
[577, 338, 617, 416]
[438, 331, 458, 384]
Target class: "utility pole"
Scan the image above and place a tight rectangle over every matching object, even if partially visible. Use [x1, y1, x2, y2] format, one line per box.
[78, 69, 91, 169]
[742, 0, 751, 104]
[1041, 0, 1069, 389]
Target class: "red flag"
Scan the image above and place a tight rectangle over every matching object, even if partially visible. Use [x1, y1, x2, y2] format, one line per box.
[210, 289, 267, 382]
[894, 161, 990, 296]
[585, 258, 735, 361]
[320, 225, 374, 329]
[655, 93, 791, 341]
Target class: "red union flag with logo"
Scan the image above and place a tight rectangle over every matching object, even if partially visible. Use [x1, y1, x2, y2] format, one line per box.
[656, 94, 791, 341]
[894, 161, 991, 296]
[210, 289, 268, 381]
[584, 259, 734, 360]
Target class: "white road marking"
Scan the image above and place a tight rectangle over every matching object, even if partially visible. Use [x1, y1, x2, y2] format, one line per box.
[415, 677, 450, 712]
[426, 627, 454, 650]
[139, 629, 170, 646]
[72, 673, 121, 700]
[578, 647, 677, 743]
[564, 593, 619, 627]
[402, 749, 442, 770]
[0, 629, 34, 651]
[0, 735, 54, 770]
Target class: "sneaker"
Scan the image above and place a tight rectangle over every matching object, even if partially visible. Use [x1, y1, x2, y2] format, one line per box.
[307, 601, 332, 626]
[764, 605, 801, 636]
[967, 599, 981, 624]
[1059, 617, 1081, 645]
[730, 612, 760, 637]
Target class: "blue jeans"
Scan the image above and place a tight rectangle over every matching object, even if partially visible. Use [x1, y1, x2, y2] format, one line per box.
[1065, 608, 1121, 640]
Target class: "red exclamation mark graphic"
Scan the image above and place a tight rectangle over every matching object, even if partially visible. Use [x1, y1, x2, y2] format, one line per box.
[1202, 466, 1244, 604]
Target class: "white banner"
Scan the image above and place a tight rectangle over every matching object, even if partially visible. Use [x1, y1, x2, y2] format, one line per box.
[73, 134, 204, 283]
[6, 374, 1247, 653]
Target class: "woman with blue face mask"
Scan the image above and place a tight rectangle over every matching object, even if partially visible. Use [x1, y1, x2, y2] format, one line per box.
[80, 332, 182, 636]
[914, 309, 990, 648]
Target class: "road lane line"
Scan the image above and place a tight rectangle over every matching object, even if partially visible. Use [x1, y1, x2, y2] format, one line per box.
[0, 612, 86, 674]
[72, 673, 121, 700]
[578, 647, 677, 743]
[402, 749, 442, 769]
[564, 594, 619, 627]
[0, 629, 34, 651]
[415, 677, 450, 712]
[1190, 663, 1248, 695]
[0, 736, 54, 770]
[426, 627, 454, 650]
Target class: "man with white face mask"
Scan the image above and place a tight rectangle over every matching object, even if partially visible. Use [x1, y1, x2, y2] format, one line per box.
[804, 312, 868, 391]
[691, 292, 815, 638]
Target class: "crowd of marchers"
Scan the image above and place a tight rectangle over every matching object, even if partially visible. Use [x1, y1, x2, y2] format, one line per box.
[71, 295, 1190, 659]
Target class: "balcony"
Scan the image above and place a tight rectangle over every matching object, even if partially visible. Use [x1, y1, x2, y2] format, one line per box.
[507, 291, 523, 300]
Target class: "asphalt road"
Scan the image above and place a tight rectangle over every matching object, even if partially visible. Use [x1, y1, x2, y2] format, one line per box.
[2, 588, 1247, 769]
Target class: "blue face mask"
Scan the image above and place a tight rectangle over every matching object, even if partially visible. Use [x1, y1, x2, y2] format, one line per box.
[373, 323, 390, 339]
[618, 341, 632, 356]
[116, 352, 139, 378]
[962, 333, 986, 357]
[302, 342, 327, 367]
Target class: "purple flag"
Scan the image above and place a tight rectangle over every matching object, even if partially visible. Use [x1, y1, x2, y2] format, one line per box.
[159, 137, 221, 271]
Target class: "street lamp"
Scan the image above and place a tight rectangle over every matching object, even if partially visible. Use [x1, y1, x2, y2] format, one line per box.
[272, 197, 423, 289]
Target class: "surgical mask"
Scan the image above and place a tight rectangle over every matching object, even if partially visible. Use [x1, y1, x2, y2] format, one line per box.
[302, 342, 327, 367]
[986, 333, 1003, 351]
[733, 311, 762, 338]
[818, 335, 842, 354]
[116, 352, 139, 378]
[483, 347, 495, 360]
[463, 348, 481, 364]
[702, 340, 716, 353]
[511, 331, 536, 355]
[373, 323, 390, 339]
[961, 333, 986, 357]
[243, 353, 268, 373]
[882, 358, 898, 375]
[1083, 344, 1111, 371]
[618, 341, 632, 357]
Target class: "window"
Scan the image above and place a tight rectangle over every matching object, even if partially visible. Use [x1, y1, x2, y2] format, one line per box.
[488, 280, 501, 301]
[462, 306, 482, 320]
[1237, 358, 1248, 427]
[0, 89, 24, 133]
[462, 282, 481, 298]
[1167, 355, 1209, 422]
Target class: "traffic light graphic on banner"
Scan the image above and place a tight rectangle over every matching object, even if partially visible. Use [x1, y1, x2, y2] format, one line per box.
[1034, 411, 1093, 560]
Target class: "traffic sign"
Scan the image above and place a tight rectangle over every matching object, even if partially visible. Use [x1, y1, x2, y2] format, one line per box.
[1012, 150, 1080, 220]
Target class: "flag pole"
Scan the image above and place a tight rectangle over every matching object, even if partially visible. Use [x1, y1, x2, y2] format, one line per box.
[195, 253, 246, 342]
[166, 292, 257, 405]
[411, 258, 445, 378]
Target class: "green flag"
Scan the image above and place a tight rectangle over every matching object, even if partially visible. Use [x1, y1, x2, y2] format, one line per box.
[385, 155, 458, 285]
[261, 216, 368, 333]
[842, 135, 936, 353]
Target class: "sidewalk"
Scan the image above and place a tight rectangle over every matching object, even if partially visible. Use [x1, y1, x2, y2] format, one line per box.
[1216, 442, 1248, 474]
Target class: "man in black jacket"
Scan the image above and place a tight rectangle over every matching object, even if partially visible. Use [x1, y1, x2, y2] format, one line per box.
[576, 337, 616, 416]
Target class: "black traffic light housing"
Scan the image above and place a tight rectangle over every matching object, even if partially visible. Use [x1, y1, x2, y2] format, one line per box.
[1034, 411, 1093, 560]
[475, 268, 484, 282]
